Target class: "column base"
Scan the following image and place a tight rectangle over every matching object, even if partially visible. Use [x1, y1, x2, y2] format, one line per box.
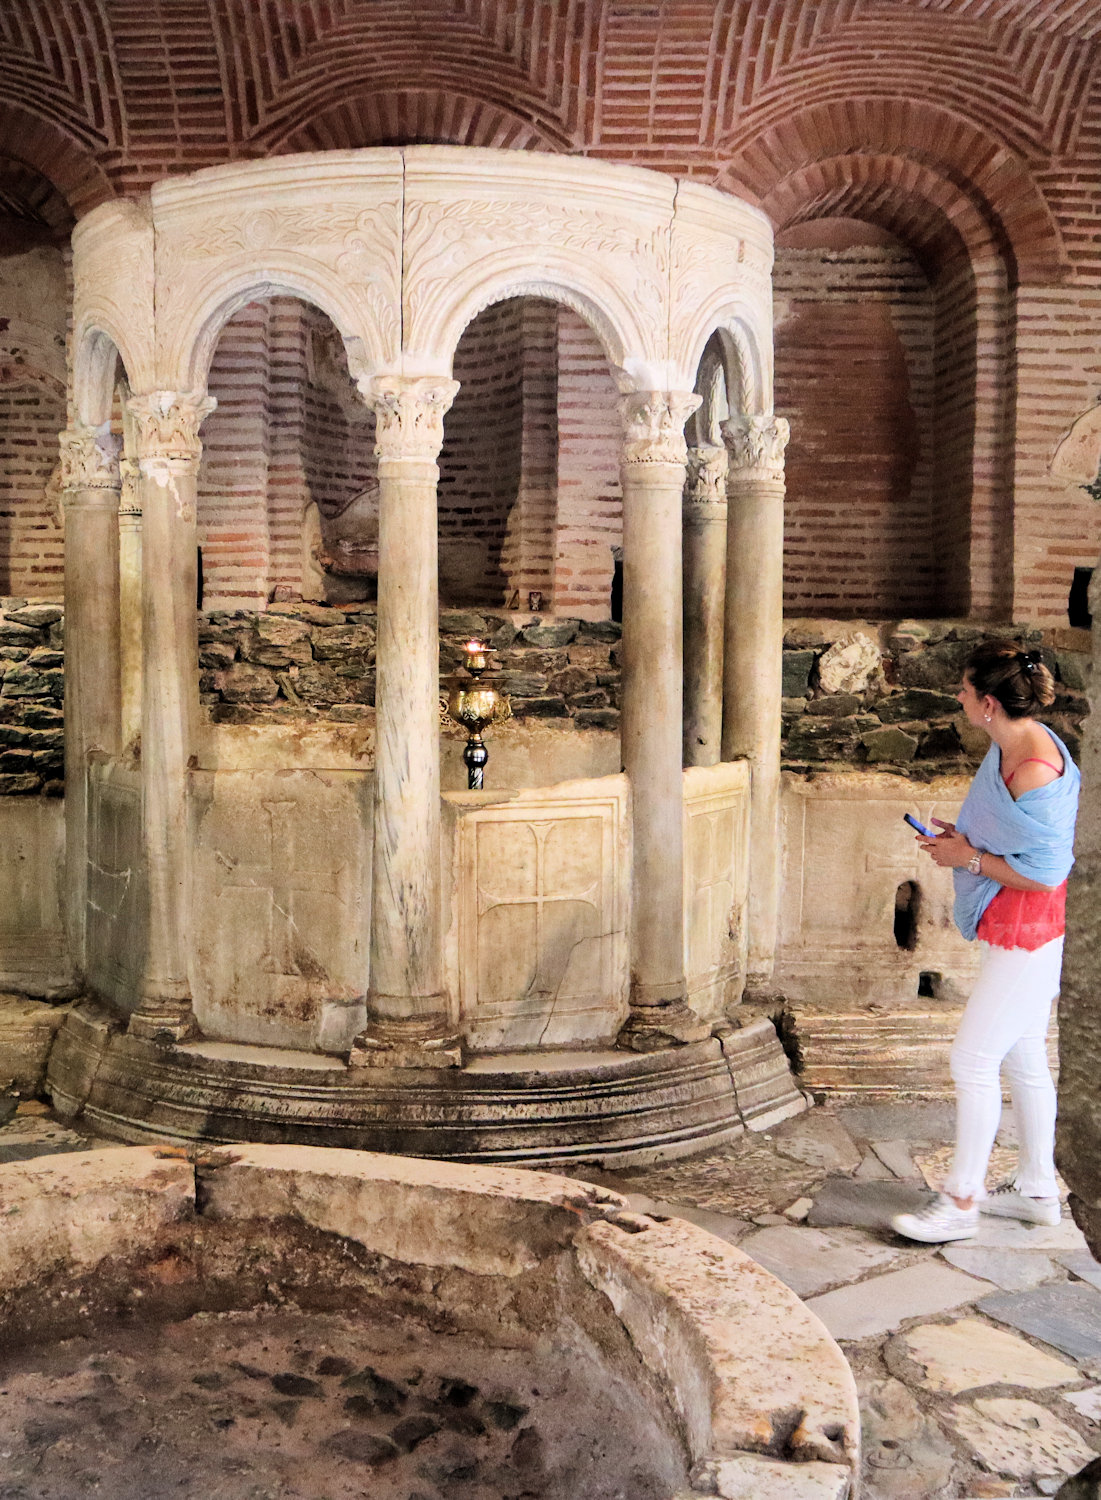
[127, 997, 197, 1045]
[348, 1013, 463, 1070]
[617, 1000, 711, 1052]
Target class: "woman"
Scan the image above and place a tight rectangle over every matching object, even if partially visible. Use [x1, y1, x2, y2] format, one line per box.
[892, 641, 1080, 1243]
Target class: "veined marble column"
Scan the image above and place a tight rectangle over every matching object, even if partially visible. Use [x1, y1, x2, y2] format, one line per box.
[350, 375, 462, 1069]
[118, 457, 143, 749]
[721, 413, 790, 993]
[59, 422, 122, 968]
[617, 389, 710, 1051]
[682, 442, 728, 768]
[126, 390, 216, 1042]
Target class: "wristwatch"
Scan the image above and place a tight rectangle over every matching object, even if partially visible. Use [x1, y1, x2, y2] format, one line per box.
[966, 850, 983, 876]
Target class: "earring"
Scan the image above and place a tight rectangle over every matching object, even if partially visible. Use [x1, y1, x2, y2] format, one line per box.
[984, 713, 992, 723]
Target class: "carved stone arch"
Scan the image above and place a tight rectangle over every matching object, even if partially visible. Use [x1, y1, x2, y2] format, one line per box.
[423, 265, 646, 380]
[163, 256, 388, 396]
[683, 307, 768, 421]
[72, 324, 136, 428]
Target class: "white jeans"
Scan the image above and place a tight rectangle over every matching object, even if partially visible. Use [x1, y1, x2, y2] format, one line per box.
[944, 936, 1063, 1202]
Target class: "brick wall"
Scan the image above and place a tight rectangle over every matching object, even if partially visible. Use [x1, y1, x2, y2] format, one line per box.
[774, 239, 936, 617]
[0, 382, 64, 599]
[438, 299, 527, 607]
[554, 307, 623, 619]
[1012, 286, 1101, 626]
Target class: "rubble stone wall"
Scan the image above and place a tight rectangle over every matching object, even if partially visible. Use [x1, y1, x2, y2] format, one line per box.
[0, 598, 64, 794]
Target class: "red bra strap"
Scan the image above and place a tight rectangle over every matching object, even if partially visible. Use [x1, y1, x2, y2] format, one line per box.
[1003, 757, 1063, 786]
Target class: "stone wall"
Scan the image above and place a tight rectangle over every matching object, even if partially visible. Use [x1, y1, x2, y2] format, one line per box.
[782, 620, 1090, 775]
[0, 598, 64, 793]
[199, 603, 621, 732]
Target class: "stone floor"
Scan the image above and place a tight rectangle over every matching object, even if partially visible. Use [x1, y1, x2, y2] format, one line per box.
[2, 1099, 1100, 1498]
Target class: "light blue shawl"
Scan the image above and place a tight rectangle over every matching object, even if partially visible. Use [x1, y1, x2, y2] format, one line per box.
[953, 727, 1080, 941]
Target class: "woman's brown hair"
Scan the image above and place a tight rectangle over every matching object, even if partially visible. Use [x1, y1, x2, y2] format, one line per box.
[965, 640, 1056, 718]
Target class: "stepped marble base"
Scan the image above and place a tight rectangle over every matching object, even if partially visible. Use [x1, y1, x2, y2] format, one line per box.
[46, 1002, 806, 1167]
[787, 1005, 1059, 1099]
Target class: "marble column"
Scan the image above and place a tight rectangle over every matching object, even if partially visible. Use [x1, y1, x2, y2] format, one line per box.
[682, 442, 728, 768]
[349, 374, 462, 1069]
[118, 457, 143, 749]
[59, 422, 122, 969]
[617, 389, 710, 1051]
[721, 412, 790, 994]
[125, 390, 216, 1042]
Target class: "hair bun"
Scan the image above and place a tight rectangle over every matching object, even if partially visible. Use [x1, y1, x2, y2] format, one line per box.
[1019, 648, 1042, 673]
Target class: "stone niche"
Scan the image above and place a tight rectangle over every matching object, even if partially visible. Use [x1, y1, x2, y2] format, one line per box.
[0, 1146, 859, 1499]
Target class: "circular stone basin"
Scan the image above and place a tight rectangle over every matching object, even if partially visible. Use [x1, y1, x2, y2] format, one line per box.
[0, 1146, 860, 1499]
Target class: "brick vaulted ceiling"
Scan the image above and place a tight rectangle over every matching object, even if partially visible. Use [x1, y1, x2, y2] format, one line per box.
[0, 0, 1099, 281]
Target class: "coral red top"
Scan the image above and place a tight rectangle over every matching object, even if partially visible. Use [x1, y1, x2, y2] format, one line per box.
[976, 757, 1067, 951]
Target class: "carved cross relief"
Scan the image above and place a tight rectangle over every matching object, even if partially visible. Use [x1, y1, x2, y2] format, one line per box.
[215, 800, 349, 978]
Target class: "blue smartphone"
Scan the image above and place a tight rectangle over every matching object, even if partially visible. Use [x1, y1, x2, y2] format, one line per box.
[903, 813, 936, 837]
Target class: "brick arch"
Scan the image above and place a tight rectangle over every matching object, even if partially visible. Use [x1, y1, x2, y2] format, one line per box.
[762, 155, 989, 275]
[0, 102, 113, 219]
[249, 41, 575, 154]
[277, 90, 566, 155]
[721, 98, 1067, 284]
[0, 156, 74, 236]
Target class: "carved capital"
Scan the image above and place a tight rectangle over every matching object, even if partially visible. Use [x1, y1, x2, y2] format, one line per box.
[361, 375, 460, 462]
[127, 389, 217, 473]
[620, 390, 702, 468]
[58, 422, 121, 493]
[683, 443, 729, 514]
[722, 413, 790, 480]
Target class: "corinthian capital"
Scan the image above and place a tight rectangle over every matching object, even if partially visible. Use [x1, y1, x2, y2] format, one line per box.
[362, 375, 460, 462]
[683, 443, 729, 514]
[722, 413, 790, 480]
[58, 422, 121, 492]
[619, 390, 702, 468]
[126, 390, 217, 473]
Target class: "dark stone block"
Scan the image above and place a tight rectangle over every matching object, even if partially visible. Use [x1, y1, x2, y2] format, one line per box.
[498, 673, 548, 697]
[0, 666, 54, 699]
[312, 623, 376, 660]
[520, 621, 579, 648]
[575, 709, 619, 731]
[0, 725, 25, 745]
[271, 1373, 322, 1398]
[862, 727, 919, 763]
[915, 726, 962, 759]
[6, 605, 61, 628]
[782, 650, 816, 698]
[807, 1175, 930, 1230]
[439, 611, 488, 637]
[0, 622, 45, 647]
[220, 662, 280, 704]
[567, 689, 609, 709]
[897, 640, 970, 690]
[390, 1414, 440, 1452]
[806, 693, 862, 718]
[978, 1283, 1101, 1361]
[876, 689, 961, 723]
[323, 1430, 398, 1465]
[199, 642, 236, 669]
[513, 696, 569, 717]
[577, 619, 621, 641]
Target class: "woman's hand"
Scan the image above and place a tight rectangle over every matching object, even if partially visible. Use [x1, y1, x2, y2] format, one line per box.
[917, 817, 976, 870]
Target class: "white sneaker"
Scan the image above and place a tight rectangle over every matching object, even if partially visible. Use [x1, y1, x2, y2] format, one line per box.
[980, 1181, 1061, 1227]
[891, 1194, 979, 1243]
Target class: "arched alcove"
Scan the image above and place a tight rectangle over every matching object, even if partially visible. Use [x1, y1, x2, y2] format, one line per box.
[439, 295, 623, 618]
[197, 295, 377, 612]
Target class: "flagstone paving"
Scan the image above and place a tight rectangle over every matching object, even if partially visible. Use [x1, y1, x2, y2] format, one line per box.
[3, 1096, 1101, 1497]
